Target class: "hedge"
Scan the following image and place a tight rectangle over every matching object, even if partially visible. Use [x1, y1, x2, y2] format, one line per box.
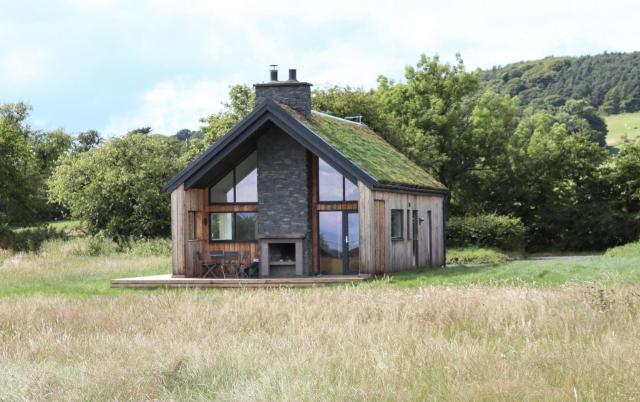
[447, 214, 525, 251]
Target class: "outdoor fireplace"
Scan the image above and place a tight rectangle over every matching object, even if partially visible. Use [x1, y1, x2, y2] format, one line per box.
[258, 234, 304, 277]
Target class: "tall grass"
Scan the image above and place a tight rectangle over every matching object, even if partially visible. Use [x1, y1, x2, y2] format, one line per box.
[0, 286, 638, 400]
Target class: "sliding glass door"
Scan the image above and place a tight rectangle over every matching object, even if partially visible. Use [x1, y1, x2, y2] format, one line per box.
[318, 211, 359, 274]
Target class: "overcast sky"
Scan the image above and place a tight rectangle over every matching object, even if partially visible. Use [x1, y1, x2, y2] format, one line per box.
[2, 0, 638, 136]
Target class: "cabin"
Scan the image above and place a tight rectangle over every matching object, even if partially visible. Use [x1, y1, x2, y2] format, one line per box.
[164, 68, 448, 278]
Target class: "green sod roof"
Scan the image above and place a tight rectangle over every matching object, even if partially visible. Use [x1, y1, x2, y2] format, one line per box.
[290, 109, 446, 190]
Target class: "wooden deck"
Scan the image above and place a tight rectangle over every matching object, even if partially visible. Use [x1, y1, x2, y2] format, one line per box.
[111, 274, 371, 289]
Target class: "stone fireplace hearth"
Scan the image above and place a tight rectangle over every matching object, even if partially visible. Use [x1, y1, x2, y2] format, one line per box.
[258, 234, 305, 277]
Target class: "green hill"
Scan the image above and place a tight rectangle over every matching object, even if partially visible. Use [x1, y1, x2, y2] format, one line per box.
[481, 52, 640, 114]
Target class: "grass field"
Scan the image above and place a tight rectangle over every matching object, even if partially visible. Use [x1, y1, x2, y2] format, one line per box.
[1, 238, 639, 400]
[604, 111, 640, 145]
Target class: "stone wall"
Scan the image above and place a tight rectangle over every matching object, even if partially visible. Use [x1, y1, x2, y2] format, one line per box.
[255, 83, 312, 118]
[257, 126, 311, 274]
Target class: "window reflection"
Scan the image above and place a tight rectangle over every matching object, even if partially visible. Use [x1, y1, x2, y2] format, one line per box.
[209, 151, 257, 203]
[319, 158, 343, 201]
[318, 157, 359, 202]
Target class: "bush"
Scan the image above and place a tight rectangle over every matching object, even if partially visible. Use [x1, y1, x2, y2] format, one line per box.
[446, 247, 511, 265]
[48, 133, 183, 239]
[604, 241, 640, 258]
[0, 224, 67, 252]
[120, 237, 171, 256]
[447, 214, 525, 251]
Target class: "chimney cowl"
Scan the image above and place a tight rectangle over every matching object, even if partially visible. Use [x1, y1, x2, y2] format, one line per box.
[269, 65, 278, 81]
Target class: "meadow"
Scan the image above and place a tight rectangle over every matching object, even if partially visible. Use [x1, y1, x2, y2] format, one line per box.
[604, 111, 640, 145]
[1, 237, 639, 400]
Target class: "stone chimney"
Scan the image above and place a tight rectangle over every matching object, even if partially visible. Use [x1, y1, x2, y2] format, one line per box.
[254, 66, 312, 118]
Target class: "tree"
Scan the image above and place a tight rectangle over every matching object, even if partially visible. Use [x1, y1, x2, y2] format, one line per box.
[312, 85, 393, 142]
[181, 84, 255, 164]
[48, 133, 183, 239]
[73, 130, 103, 153]
[377, 54, 480, 190]
[0, 102, 40, 226]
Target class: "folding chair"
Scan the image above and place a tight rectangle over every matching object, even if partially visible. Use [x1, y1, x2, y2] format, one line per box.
[196, 251, 215, 278]
[237, 251, 251, 278]
[209, 250, 225, 278]
[223, 251, 241, 278]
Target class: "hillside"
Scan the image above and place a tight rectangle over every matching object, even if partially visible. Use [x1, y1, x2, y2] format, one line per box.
[481, 52, 640, 114]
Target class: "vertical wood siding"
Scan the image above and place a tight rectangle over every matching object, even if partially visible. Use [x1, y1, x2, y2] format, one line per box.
[357, 184, 445, 274]
[171, 186, 260, 277]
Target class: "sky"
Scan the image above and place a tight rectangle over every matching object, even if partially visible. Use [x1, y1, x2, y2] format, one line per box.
[1, 0, 639, 136]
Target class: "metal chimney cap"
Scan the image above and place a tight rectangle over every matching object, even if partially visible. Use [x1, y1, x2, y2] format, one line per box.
[269, 65, 278, 81]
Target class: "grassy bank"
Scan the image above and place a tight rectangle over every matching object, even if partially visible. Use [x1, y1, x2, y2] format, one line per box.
[605, 111, 640, 145]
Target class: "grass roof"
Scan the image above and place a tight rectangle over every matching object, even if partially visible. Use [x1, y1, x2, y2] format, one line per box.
[290, 109, 446, 190]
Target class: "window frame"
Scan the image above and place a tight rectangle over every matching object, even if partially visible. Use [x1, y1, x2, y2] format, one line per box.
[209, 152, 258, 205]
[391, 209, 404, 240]
[208, 212, 257, 243]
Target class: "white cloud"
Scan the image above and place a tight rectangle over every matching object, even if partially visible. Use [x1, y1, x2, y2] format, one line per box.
[5, 0, 640, 133]
[103, 78, 231, 135]
[0, 48, 51, 84]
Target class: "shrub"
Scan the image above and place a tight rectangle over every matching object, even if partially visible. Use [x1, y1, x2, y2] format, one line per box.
[48, 133, 183, 239]
[120, 238, 172, 257]
[1, 225, 67, 252]
[447, 214, 525, 251]
[446, 247, 511, 265]
[604, 241, 640, 258]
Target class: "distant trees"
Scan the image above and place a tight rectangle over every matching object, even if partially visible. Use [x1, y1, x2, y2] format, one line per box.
[3, 51, 640, 251]
[482, 52, 640, 114]
[0, 103, 41, 226]
[49, 133, 183, 239]
[312, 54, 639, 250]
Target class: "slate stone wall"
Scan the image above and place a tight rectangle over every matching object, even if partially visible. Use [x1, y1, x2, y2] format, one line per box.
[257, 126, 311, 274]
[255, 83, 312, 117]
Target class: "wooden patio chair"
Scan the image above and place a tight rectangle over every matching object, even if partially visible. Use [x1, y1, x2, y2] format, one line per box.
[196, 251, 215, 278]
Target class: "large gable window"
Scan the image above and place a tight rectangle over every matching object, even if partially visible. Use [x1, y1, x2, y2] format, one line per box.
[318, 158, 359, 202]
[210, 152, 257, 204]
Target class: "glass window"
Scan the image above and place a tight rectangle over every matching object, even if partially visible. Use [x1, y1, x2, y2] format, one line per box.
[319, 158, 344, 201]
[235, 212, 257, 241]
[210, 213, 233, 240]
[391, 209, 403, 240]
[209, 152, 258, 204]
[188, 211, 196, 240]
[318, 157, 359, 202]
[210, 171, 234, 203]
[235, 152, 258, 202]
[344, 178, 358, 201]
[319, 211, 343, 274]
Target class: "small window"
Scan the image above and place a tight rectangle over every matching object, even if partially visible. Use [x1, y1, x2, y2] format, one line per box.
[209, 212, 257, 241]
[391, 209, 403, 240]
[188, 211, 196, 240]
[210, 213, 233, 240]
[235, 212, 257, 241]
